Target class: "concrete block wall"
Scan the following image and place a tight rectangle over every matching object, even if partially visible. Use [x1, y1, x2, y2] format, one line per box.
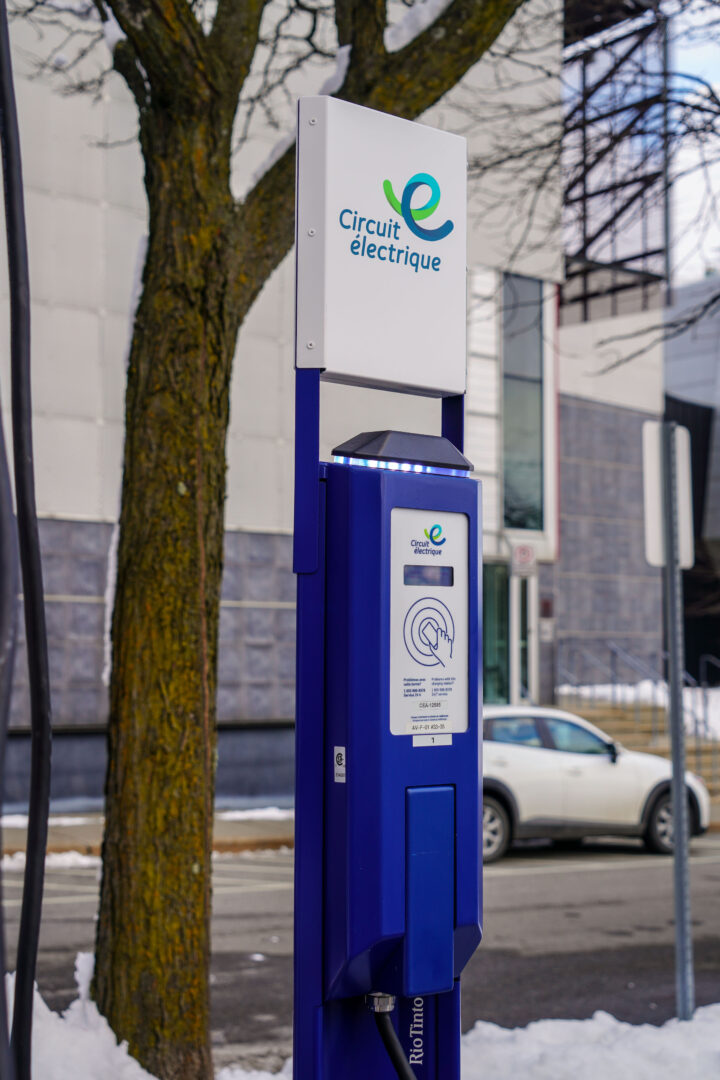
[541, 396, 664, 689]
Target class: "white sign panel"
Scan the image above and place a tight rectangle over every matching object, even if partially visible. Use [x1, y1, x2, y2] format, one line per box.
[295, 97, 467, 396]
[642, 421, 694, 569]
[390, 508, 468, 737]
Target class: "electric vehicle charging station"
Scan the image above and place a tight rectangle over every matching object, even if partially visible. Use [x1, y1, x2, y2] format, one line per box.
[293, 97, 482, 1079]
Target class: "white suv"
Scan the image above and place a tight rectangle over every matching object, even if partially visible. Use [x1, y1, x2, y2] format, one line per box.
[482, 706, 710, 863]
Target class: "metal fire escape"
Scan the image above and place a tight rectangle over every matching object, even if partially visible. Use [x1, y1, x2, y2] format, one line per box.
[562, 1, 670, 322]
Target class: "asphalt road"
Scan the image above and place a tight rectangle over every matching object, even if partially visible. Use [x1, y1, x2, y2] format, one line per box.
[4, 835, 720, 1072]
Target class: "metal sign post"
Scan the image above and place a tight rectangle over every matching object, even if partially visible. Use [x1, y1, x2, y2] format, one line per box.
[661, 421, 695, 1021]
[644, 418, 696, 1021]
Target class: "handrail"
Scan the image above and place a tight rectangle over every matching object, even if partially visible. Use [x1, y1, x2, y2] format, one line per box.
[556, 643, 719, 791]
[574, 646, 614, 681]
[699, 653, 720, 687]
[555, 643, 616, 711]
[609, 643, 711, 765]
[608, 641, 663, 683]
[657, 648, 698, 689]
[699, 655, 720, 776]
[607, 642, 664, 735]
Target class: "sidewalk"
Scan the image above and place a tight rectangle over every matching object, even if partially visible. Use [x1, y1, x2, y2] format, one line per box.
[2, 811, 295, 856]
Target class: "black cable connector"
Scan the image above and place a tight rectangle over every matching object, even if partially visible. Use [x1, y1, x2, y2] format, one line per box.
[0, 0, 53, 1075]
[366, 993, 418, 1080]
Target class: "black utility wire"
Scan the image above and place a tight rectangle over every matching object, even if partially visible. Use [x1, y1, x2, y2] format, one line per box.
[374, 1012, 419, 1080]
[0, 0, 53, 1075]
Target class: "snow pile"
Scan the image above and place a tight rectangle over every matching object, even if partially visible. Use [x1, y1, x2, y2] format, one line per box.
[5, 955, 155, 1080]
[460, 1008, 720, 1078]
[7, 960, 720, 1080]
[557, 681, 720, 740]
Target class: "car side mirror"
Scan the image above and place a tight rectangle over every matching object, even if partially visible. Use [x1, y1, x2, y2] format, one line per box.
[607, 741, 618, 764]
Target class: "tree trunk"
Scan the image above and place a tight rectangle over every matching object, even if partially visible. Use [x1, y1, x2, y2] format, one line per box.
[93, 101, 241, 1080]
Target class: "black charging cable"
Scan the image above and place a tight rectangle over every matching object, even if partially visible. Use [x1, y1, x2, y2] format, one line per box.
[366, 994, 418, 1080]
[0, 0, 53, 1076]
[0, 358, 19, 1080]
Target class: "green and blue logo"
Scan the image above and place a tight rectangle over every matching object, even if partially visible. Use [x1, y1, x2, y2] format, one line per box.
[383, 173, 454, 242]
[424, 524, 446, 546]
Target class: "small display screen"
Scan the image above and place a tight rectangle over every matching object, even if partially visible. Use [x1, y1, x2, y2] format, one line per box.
[404, 565, 454, 587]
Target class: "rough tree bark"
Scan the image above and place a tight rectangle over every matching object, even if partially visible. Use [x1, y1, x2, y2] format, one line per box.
[92, 1, 525, 1077]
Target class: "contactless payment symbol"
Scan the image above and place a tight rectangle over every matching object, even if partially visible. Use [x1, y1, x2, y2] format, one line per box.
[403, 597, 455, 668]
[383, 173, 454, 242]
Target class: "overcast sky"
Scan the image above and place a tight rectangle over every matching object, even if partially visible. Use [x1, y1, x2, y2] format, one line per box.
[671, 4, 720, 284]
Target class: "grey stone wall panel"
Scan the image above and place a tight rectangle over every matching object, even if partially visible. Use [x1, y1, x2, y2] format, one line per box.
[8, 522, 297, 730]
[555, 396, 663, 693]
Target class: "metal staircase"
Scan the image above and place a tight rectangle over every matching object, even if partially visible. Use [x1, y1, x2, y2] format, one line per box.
[555, 643, 720, 805]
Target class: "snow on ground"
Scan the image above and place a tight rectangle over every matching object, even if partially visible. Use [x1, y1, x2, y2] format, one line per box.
[8, 959, 720, 1079]
[218, 1065, 292, 1080]
[3, 808, 292, 827]
[459, 1008, 720, 1078]
[1, 815, 101, 828]
[558, 681, 720, 740]
[220, 1010, 720, 1078]
[216, 808, 294, 822]
[1, 851, 101, 871]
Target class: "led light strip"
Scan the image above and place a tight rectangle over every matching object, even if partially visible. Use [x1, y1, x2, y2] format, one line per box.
[332, 455, 468, 478]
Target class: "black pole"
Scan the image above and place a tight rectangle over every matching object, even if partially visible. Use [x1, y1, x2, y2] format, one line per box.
[0, 2, 53, 1075]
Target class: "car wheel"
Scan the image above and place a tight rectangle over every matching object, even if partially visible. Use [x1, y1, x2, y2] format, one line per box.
[483, 796, 510, 864]
[644, 793, 674, 854]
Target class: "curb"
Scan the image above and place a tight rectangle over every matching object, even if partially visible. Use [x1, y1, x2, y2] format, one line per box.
[2, 836, 296, 858]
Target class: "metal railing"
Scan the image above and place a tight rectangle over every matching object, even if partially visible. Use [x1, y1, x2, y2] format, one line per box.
[608, 642, 665, 742]
[699, 654, 720, 792]
[555, 642, 720, 788]
[555, 643, 614, 712]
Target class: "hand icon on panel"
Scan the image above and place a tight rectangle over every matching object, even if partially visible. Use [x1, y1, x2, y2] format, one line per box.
[403, 598, 455, 668]
[420, 624, 453, 667]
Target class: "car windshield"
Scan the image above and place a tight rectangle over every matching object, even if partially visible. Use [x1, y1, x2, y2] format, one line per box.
[490, 717, 543, 747]
[545, 717, 607, 755]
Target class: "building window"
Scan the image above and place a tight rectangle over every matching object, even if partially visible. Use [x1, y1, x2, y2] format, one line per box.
[483, 563, 509, 704]
[503, 273, 544, 530]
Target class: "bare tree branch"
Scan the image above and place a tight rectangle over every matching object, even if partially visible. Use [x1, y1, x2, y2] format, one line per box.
[207, 0, 265, 94]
